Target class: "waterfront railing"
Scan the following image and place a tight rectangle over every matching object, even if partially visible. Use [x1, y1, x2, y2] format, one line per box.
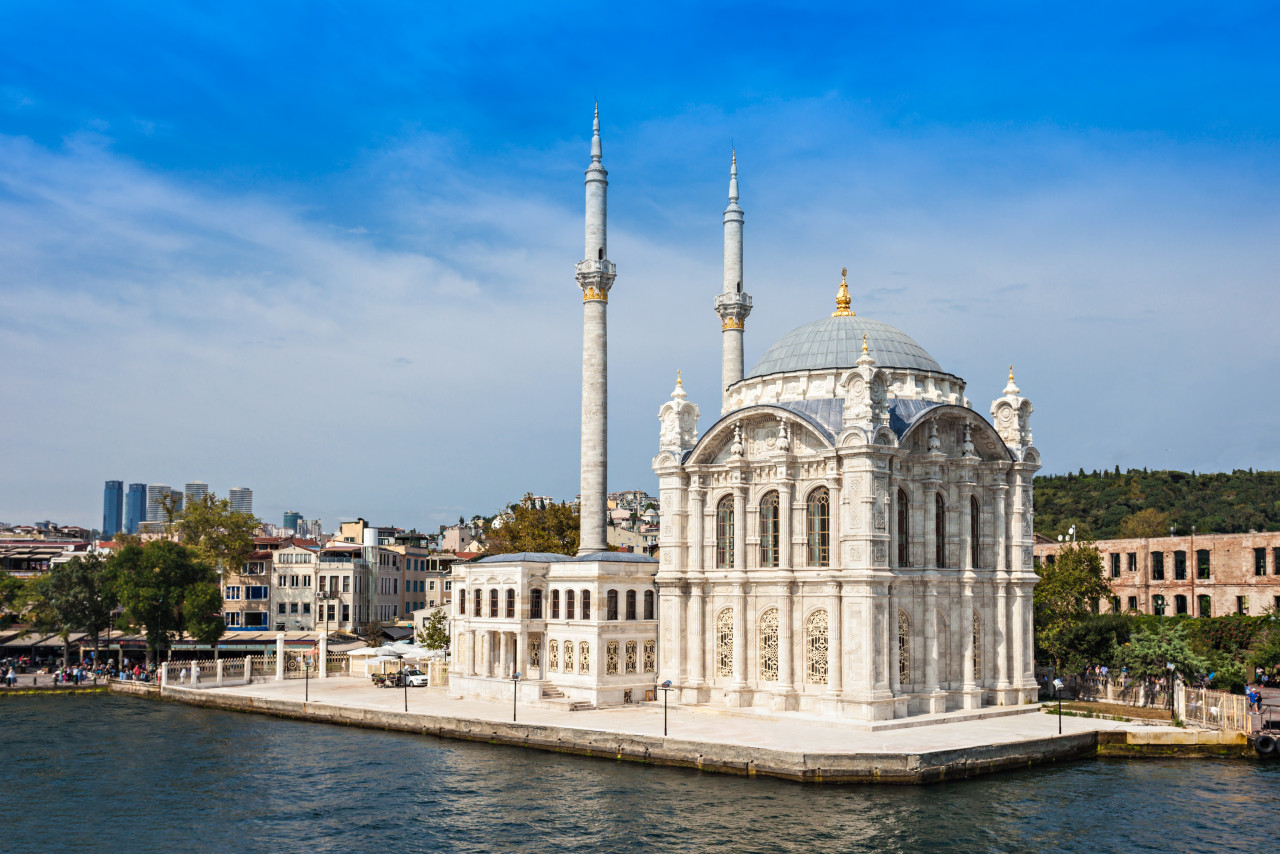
[1178, 686, 1250, 732]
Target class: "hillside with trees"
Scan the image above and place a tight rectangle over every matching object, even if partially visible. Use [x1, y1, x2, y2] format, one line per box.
[1034, 468, 1280, 540]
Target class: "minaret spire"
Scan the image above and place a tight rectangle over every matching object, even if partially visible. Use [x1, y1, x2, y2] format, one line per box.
[715, 149, 752, 413]
[576, 105, 615, 555]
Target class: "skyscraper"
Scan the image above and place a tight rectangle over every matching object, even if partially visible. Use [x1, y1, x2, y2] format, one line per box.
[229, 487, 253, 516]
[283, 510, 302, 531]
[146, 484, 172, 523]
[102, 481, 123, 539]
[125, 483, 146, 534]
[184, 481, 209, 508]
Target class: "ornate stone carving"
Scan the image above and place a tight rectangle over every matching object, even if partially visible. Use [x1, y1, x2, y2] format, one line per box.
[657, 372, 700, 454]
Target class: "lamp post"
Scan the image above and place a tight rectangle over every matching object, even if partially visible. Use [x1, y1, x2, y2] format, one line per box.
[1052, 678, 1064, 734]
[512, 671, 521, 722]
[1167, 662, 1177, 721]
[403, 659, 409, 713]
[304, 655, 311, 703]
[659, 680, 673, 736]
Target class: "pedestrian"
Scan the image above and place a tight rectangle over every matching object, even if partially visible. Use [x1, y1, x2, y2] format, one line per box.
[193, 663, 201, 685]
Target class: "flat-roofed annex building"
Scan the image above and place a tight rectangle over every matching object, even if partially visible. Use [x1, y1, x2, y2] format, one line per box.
[1034, 531, 1280, 618]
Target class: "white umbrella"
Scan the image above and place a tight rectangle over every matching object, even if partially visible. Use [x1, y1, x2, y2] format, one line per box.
[346, 647, 385, 658]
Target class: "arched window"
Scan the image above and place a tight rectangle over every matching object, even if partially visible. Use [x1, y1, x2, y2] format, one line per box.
[550, 589, 560, 620]
[805, 609, 829, 684]
[972, 611, 983, 682]
[1175, 594, 1188, 615]
[1153, 594, 1167, 616]
[625, 590, 637, 620]
[759, 608, 779, 681]
[581, 590, 591, 620]
[606, 589, 618, 620]
[759, 491, 780, 568]
[566, 590, 575, 620]
[458, 589, 466, 615]
[548, 640, 559, 671]
[807, 487, 830, 567]
[897, 488, 910, 567]
[563, 641, 574, 673]
[970, 495, 981, 568]
[579, 641, 590, 674]
[505, 589, 515, 619]
[488, 589, 498, 618]
[935, 493, 946, 568]
[473, 589, 481, 617]
[716, 608, 734, 678]
[643, 590, 655, 620]
[716, 495, 734, 568]
[530, 589, 543, 620]
[898, 610, 910, 685]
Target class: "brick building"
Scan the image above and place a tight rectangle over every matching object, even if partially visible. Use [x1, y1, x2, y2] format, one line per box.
[1034, 532, 1280, 617]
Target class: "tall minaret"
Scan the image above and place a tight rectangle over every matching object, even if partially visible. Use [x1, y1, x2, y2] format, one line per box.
[576, 104, 614, 555]
[714, 151, 752, 413]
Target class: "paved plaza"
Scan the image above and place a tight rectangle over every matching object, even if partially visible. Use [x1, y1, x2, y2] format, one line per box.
[207, 677, 1163, 756]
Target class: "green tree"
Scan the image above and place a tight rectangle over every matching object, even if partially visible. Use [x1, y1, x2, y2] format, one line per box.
[1117, 508, 1171, 539]
[416, 608, 449, 650]
[1034, 541, 1112, 670]
[106, 540, 222, 667]
[1116, 621, 1207, 681]
[0, 572, 25, 623]
[174, 493, 258, 575]
[25, 554, 117, 665]
[485, 494, 580, 556]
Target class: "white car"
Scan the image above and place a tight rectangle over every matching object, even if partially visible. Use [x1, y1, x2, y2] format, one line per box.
[402, 667, 429, 687]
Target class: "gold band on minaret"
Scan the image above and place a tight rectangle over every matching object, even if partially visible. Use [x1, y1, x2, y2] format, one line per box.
[832, 266, 854, 317]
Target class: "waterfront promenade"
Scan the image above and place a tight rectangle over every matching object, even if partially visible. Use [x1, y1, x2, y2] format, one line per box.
[151, 677, 1190, 782]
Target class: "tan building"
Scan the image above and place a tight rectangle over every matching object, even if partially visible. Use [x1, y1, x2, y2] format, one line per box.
[223, 550, 273, 630]
[1034, 532, 1280, 617]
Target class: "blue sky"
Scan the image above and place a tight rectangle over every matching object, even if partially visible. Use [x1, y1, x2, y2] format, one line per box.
[2, 2, 1278, 532]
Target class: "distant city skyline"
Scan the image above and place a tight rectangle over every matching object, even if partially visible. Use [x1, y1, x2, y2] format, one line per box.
[4, 4, 1278, 531]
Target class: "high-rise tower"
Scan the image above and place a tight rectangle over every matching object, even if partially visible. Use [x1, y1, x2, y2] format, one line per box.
[124, 483, 146, 534]
[714, 151, 752, 413]
[575, 104, 615, 555]
[102, 480, 123, 539]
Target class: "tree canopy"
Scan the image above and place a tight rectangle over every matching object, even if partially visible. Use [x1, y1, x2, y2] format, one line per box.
[417, 608, 449, 650]
[25, 554, 116, 653]
[1033, 541, 1112, 670]
[173, 492, 258, 573]
[1035, 468, 1280, 539]
[106, 540, 223, 663]
[485, 495, 580, 556]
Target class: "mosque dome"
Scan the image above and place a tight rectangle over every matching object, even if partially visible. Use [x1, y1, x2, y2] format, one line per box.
[748, 314, 944, 378]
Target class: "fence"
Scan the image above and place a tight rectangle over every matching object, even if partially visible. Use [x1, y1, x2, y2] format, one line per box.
[1179, 685, 1250, 732]
[1044, 673, 1175, 709]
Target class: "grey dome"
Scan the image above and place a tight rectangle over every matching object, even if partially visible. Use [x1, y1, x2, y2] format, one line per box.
[748, 315, 943, 378]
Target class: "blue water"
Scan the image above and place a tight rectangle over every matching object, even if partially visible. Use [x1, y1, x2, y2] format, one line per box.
[9, 695, 1279, 853]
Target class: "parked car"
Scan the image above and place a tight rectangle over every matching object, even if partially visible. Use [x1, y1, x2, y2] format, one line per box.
[402, 667, 429, 687]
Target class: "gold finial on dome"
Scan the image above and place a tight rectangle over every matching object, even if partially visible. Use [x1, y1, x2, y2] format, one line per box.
[1009, 364, 1015, 382]
[862, 333, 868, 354]
[676, 369, 683, 387]
[832, 266, 854, 317]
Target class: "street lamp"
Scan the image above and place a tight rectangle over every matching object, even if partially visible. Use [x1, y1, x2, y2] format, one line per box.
[304, 655, 312, 703]
[1166, 662, 1177, 721]
[1052, 678, 1064, 733]
[403, 659, 409, 713]
[659, 680, 673, 736]
[512, 671, 522, 722]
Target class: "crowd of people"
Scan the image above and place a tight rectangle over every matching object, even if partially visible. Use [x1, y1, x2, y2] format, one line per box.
[1, 654, 155, 687]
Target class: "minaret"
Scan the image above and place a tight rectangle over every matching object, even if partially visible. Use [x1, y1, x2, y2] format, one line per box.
[714, 151, 752, 413]
[575, 104, 614, 555]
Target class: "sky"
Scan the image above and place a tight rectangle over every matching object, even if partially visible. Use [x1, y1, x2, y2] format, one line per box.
[2, 2, 1278, 532]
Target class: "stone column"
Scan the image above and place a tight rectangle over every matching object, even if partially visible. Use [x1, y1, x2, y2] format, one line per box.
[923, 579, 938, 692]
[878, 596, 892, 695]
[996, 584, 1011, 691]
[319, 634, 329, 680]
[731, 583, 747, 689]
[733, 486, 746, 572]
[275, 633, 285, 681]
[1012, 588, 1029, 688]
[778, 480, 793, 571]
[499, 633, 509, 679]
[961, 582, 979, 708]
[670, 585, 687, 684]
[778, 582, 794, 691]
[827, 581, 843, 697]
[889, 587, 901, 695]
[688, 584, 706, 687]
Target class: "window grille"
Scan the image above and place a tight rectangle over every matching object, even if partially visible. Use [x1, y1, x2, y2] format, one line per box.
[579, 641, 590, 674]
[549, 640, 559, 671]
[716, 608, 734, 678]
[972, 611, 982, 682]
[807, 488, 830, 566]
[716, 496, 734, 568]
[759, 491, 779, 568]
[563, 641, 574, 673]
[897, 610, 911, 685]
[805, 609, 828, 684]
[897, 488, 910, 567]
[643, 640, 656, 673]
[759, 608, 779, 681]
[530, 635, 541, 667]
[606, 641, 619, 675]
[625, 640, 637, 674]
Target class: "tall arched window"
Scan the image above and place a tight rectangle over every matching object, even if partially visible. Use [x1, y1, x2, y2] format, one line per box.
[505, 589, 515, 618]
[563, 641, 574, 673]
[970, 496, 981, 568]
[473, 589, 482, 617]
[807, 487, 830, 566]
[606, 589, 618, 620]
[625, 589, 637, 620]
[581, 590, 591, 620]
[458, 589, 466, 615]
[759, 608, 779, 682]
[898, 610, 911, 685]
[550, 589, 560, 619]
[935, 493, 946, 568]
[530, 589, 543, 620]
[759, 491, 780, 568]
[805, 609, 829, 684]
[973, 611, 984, 682]
[488, 589, 498, 618]
[643, 590, 655, 620]
[897, 488, 910, 567]
[548, 639, 559, 671]
[566, 589, 575, 620]
[716, 608, 734, 678]
[716, 496, 734, 568]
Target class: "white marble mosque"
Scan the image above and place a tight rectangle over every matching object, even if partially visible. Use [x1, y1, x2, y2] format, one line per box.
[451, 109, 1041, 719]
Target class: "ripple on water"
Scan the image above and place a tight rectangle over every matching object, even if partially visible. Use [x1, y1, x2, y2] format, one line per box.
[8, 696, 1279, 854]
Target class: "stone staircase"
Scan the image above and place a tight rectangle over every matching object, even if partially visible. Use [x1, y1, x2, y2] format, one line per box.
[541, 685, 594, 712]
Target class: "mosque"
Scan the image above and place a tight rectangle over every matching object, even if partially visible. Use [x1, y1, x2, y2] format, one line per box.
[449, 110, 1041, 719]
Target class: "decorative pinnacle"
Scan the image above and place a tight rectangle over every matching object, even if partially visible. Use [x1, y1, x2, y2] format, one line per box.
[591, 103, 602, 163]
[726, 149, 740, 207]
[1009, 364, 1015, 382]
[832, 266, 854, 317]
[862, 333, 868, 354]
[677, 369, 683, 387]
